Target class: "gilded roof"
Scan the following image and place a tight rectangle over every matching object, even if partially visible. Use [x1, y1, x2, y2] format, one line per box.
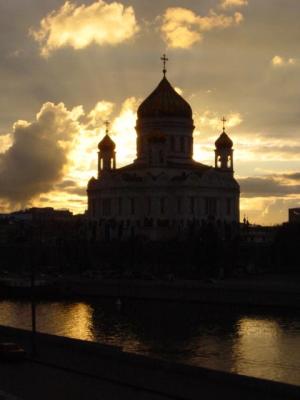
[215, 131, 233, 149]
[137, 77, 192, 119]
[98, 134, 116, 151]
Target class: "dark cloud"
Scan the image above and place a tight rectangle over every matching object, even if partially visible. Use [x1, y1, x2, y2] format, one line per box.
[67, 187, 87, 196]
[281, 172, 300, 181]
[250, 146, 300, 156]
[55, 179, 78, 189]
[240, 176, 300, 198]
[55, 180, 86, 196]
[0, 102, 80, 206]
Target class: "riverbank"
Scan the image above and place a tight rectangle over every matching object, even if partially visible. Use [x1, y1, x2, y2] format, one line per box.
[59, 275, 300, 308]
[1, 274, 300, 308]
[0, 325, 299, 400]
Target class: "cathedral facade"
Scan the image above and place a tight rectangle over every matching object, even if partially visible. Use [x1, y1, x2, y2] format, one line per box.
[87, 64, 240, 241]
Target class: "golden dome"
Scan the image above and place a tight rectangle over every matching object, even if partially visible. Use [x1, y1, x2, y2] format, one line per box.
[215, 132, 233, 149]
[98, 134, 116, 151]
[137, 77, 192, 119]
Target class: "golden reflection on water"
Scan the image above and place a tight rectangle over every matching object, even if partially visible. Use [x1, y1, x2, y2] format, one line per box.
[0, 301, 94, 342]
[1, 301, 300, 385]
[233, 318, 284, 381]
[43, 302, 95, 342]
[0, 301, 31, 329]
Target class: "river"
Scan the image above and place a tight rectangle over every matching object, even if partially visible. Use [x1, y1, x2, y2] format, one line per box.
[0, 298, 299, 386]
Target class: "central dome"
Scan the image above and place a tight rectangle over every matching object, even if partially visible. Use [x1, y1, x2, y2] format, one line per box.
[137, 77, 192, 119]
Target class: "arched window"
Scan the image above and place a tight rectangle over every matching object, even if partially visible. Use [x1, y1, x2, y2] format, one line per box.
[180, 136, 185, 152]
[226, 198, 231, 215]
[103, 198, 111, 216]
[217, 156, 222, 169]
[147, 197, 152, 215]
[130, 198, 135, 215]
[160, 198, 166, 214]
[171, 136, 175, 151]
[190, 197, 195, 214]
[159, 150, 164, 164]
[177, 197, 182, 214]
[118, 198, 122, 215]
[149, 149, 153, 164]
[227, 155, 232, 169]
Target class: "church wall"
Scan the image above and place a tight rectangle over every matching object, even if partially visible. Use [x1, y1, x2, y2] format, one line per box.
[88, 182, 239, 241]
[89, 191, 240, 222]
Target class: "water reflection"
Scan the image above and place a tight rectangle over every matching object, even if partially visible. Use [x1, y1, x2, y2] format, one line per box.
[0, 299, 299, 386]
[233, 318, 300, 384]
[38, 302, 94, 341]
[0, 301, 94, 341]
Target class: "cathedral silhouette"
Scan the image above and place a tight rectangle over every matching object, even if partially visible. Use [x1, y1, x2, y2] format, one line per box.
[87, 56, 240, 240]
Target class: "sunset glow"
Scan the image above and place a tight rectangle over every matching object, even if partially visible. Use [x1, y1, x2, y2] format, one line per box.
[0, 0, 300, 224]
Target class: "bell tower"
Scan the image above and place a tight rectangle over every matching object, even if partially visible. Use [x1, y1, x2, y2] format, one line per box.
[98, 121, 116, 178]
[215, 117, 234, 173]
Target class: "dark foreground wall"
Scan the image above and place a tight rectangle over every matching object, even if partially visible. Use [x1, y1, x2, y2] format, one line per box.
[0, 325, 299, 400]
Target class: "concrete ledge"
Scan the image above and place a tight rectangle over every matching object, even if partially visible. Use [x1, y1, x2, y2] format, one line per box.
[0, 390, 22, 400]
[0, 325, 299, 400]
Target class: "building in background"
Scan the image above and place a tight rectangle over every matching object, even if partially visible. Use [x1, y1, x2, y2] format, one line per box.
[87, 57, 240, 240]
[289, 208, 300, 224]
[10, 207, 73, 222]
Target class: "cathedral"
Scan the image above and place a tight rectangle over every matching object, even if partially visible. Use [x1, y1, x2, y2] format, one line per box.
[87, 57, 240, 241]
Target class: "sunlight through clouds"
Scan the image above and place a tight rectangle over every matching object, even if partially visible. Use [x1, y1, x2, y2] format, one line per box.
[64, 97, 138, 189]
[85, 101, 114, 130]
[0, 134, 13, 153]
[244, 196, 300, 225]
[111, 97, 139, 166]
[0, 96, 139, 212]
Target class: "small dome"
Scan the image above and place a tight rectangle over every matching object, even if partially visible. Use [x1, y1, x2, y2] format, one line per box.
[87, 177, 96, 188]
[98, 134, 116, 151]
[137, 77, 192, 119]
[215, 132, 233, 149]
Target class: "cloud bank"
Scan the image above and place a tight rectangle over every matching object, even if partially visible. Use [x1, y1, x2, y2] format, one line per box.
[240, 175, 300, 198]
[30, 0, 139, 57]
[161, 7, 243, 48]
[0, 96, 139, 209]
[220, 0, 248, 9]
[0, 102, 82, 206]
[271, 55, 296, 67]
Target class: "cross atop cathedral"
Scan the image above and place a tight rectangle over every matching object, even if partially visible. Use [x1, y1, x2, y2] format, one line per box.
[221, 116, 227, 132]
[161, 54, 168, 76]
[104, 120, 110, 134]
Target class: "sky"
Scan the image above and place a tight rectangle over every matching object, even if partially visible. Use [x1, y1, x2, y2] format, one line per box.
[0, 0, 300, 225]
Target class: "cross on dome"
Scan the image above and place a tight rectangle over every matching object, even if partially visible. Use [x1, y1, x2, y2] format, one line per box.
[104, 120, 110, 134]
[160, 54, 168, 77]
[221, 116, 227, 132]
